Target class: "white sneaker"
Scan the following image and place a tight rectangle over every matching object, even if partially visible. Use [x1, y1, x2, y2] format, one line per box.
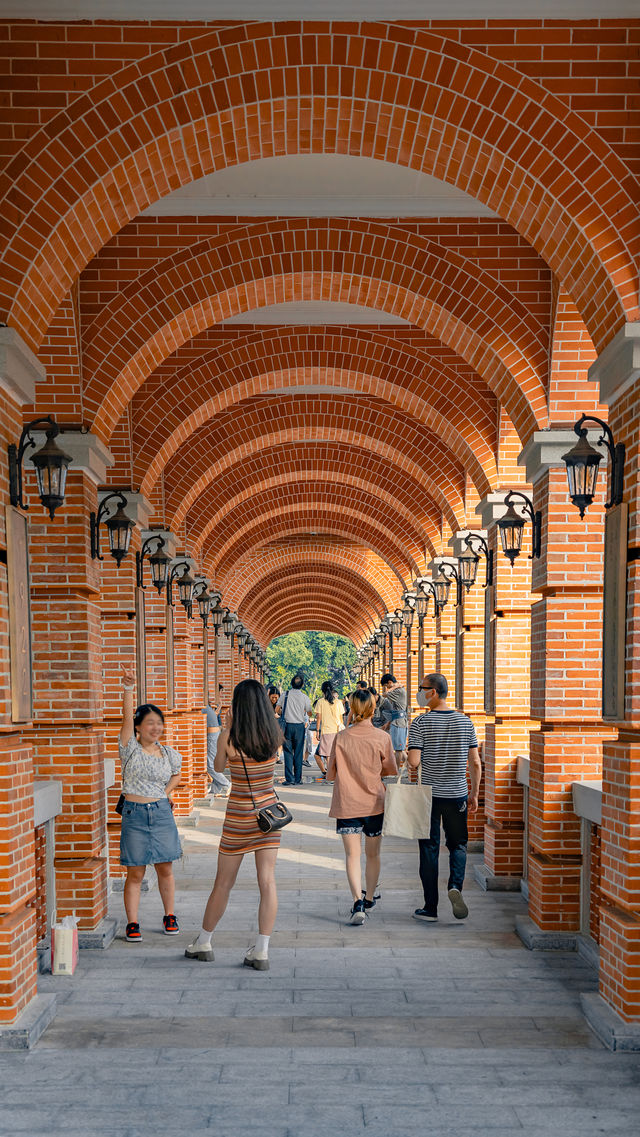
[184, 938, 214, 962]
[448, 888, 469, 920]
[244, 945, 269, 971]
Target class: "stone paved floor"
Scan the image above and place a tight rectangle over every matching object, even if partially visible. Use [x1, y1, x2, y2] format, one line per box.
[2, 778, 640, 1136]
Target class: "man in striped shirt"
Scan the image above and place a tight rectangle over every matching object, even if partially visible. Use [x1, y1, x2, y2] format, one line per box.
[407, 672, 482, 922]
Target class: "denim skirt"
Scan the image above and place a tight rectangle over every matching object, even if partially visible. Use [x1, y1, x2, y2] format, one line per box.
[390, 723, 408, 750]
[120, 798, 182, 867]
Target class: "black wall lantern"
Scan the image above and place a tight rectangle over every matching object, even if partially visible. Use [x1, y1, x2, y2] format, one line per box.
[136, 535, 170, 594]
[374, 624, 388, 649]
[90, 491, 134, 566]
[221, 609, 235, 637]
[497, 491, 541, 566]
[389, 611, 403, 638]
[561, 413, 625, 518]
[464, 533, 493, 588]
[438, 561, 462, 606]
[401, 595, 416, 631]
[431, 570, 451, 613]
[9, 416, 73, 518]
[166, 560, 196, 610]
[193, 580, 212, 625]
[413, 581, 431, 622]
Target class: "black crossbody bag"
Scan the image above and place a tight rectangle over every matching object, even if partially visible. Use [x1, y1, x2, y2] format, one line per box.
[239, 752, 293, 834]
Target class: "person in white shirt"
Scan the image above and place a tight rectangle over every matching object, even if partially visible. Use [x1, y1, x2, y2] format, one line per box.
[275, 674, 312, 785]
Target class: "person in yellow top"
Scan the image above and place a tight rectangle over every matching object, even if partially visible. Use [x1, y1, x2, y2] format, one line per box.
[314, 681, 345, 778]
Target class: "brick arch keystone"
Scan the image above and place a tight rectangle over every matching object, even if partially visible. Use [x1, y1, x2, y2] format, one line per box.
[84, 219, 548, 444]
[2, 24, 636, 356]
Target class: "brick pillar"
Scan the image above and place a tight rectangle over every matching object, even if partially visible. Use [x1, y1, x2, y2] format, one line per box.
[28, 430, 114, 932]
[474, 494, 533, 890]
[582, 325, 640, 1045]
[448, 531, 489, 847]
[101, 507, 162, 878]
[0, 331, 44, 1030]
[518, 433, 614, 939]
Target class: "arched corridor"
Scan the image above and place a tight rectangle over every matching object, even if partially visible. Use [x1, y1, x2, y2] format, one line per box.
[1, 0, 640, 1104]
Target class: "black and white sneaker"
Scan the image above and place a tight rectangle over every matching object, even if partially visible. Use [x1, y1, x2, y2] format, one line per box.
[349, 899, 366, 925]
[413, 908, 438, 922]
[362, 893, 376, 911]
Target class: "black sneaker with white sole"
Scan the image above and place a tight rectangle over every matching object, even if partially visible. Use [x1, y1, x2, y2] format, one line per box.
[349, 899, 366, 925]
[413, 908, 438, 922]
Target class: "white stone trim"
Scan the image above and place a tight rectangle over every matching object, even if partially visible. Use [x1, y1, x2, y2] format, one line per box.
[572, 780, 602, 826]
[447, 528, 488, 558]
[0, 328, 45, 408]
[140, 528, 179, 560]
[9, 2, 639, 18]
[475, 493, 511, 529]
[589, 322, 640, 407]
[33, 781, 62, 828]
[518, 429, 583, 484]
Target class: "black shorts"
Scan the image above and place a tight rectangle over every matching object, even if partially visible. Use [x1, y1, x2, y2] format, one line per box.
[336, 813, 384, 837]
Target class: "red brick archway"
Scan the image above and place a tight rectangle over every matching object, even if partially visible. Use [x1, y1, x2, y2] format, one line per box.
[127, 326, 498, 496]
[186, 466, 442, 567]
[84, 219, 548, 443]
[2, 24, 636, 353]
[223, 540, 402, 614]
[158, 413, 465, 539]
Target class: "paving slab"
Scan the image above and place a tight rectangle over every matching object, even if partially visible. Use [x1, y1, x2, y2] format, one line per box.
[1, 780, 639, 1136]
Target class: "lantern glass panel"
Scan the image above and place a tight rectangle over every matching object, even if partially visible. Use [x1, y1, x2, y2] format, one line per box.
[458, 548, 479, 591]
[498, 505, 525, 563]
[31, 436, 72, 518]
[177, 572, 195, 605]
[149, 550, 170, 592]
[106, 505, 133, 565]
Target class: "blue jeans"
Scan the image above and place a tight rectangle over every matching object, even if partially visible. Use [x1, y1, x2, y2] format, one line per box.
[283, 722, 306, 783]
[418, 795, 468, 915]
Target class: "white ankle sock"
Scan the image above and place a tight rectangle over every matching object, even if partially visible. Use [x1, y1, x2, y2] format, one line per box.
[195, 927, 212, 948]
[254, 933, 270, 958]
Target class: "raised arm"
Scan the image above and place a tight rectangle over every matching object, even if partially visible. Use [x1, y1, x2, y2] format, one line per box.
[119, 663, 136, 744]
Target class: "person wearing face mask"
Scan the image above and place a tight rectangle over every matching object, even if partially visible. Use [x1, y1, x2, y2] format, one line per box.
[407, 673, 481, 924]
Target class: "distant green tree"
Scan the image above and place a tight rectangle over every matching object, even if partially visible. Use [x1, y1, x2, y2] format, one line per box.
[266, 631, 357, 702]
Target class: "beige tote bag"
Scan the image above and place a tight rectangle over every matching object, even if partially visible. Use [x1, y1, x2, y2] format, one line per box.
[382, 773, 432, 839]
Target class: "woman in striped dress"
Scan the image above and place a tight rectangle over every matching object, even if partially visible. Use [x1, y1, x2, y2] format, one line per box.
[185, 679, 284, 970]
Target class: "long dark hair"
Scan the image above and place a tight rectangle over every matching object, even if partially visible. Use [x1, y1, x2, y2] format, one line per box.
[229, 678, 283, 762]
[321, 680, 336, 704]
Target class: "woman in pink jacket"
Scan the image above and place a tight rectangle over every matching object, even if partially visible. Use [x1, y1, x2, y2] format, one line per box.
[327, 689, 397, 925]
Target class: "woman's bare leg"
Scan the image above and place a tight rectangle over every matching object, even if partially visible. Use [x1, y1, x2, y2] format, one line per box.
[254, 847, 279, 935]
[364, 835, 382, 902]
[201, 852, 243, 933]
[123, 865, 145, 923]
[341, 833, 363, 901]
[154, 861, 175, 915]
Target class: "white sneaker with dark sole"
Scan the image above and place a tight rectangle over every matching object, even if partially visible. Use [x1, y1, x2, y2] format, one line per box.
[184, 941, 214, 962]
[448, 888, 469, 919]
[243, 947, 270, 970]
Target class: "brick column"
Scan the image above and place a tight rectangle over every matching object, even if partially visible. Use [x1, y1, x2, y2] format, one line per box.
[27, 430, 117, 936]
[0, 330, 54, 1039]
[473, 494, 533, 891]
[448, 531, 489, 846]
[581, 325, 640, 1047]
[516, 433, 614, 946]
